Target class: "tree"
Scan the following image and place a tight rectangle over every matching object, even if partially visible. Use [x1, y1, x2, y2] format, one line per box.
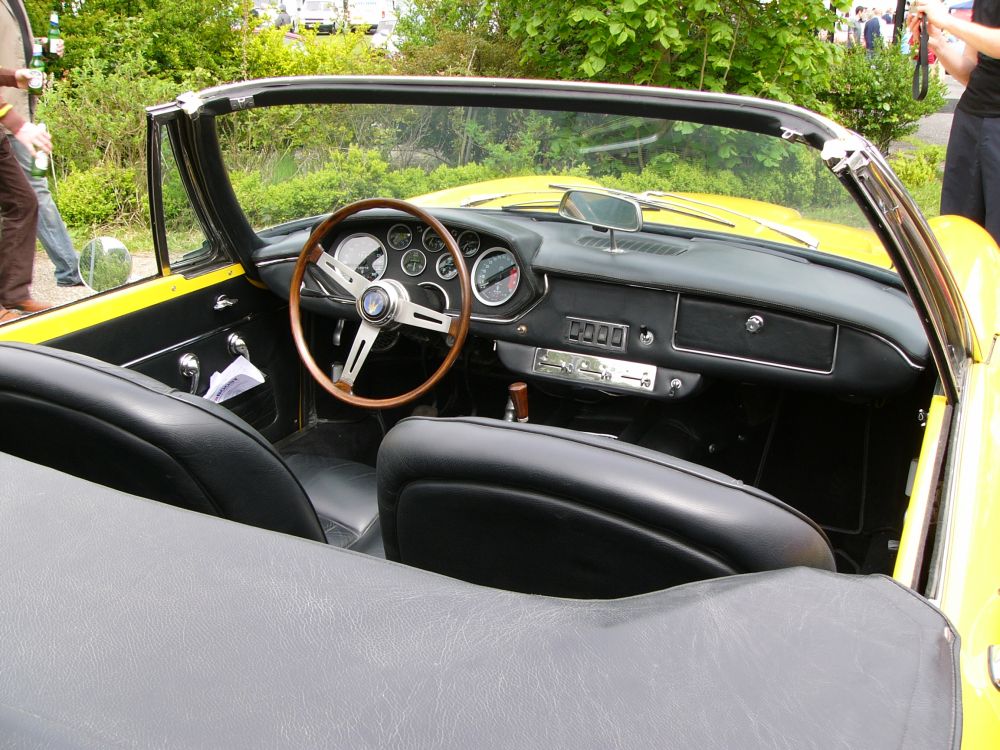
[504, 0, 850, 109]
[821, 44, 946, 153]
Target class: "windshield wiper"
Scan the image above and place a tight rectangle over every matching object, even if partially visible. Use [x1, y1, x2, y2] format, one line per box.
[644, 191, 819, 249]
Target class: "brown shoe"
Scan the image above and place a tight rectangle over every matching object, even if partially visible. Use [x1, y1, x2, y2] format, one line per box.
[0, 307, 22, 323]
[9, 298, 53, 313]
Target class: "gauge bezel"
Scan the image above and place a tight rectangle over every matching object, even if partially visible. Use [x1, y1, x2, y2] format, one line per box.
[387, 223, 413, 251]
[400, 248, 427, 277]
[422, 226, 446, 253]
[333, 232, 387, 282]
[435, 253, 459, 281]
[471, 247, 520, 307]
[457, 230, 480, 257]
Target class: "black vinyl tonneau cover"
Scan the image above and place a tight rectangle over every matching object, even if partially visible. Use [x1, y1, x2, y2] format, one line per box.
[0, 452, 960, 749]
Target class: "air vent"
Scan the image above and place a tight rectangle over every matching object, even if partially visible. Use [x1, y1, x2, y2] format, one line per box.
[577, 235, 687, 256]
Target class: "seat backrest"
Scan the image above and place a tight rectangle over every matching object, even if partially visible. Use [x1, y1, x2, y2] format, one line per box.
[377, 416, 835, 598]
[0, 342, 326, 542]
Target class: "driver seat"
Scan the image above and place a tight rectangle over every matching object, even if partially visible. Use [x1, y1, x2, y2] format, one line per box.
[378, 416, 837, 598]
[0, 342, 381, 554]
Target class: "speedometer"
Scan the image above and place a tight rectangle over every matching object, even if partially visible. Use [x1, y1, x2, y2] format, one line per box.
[334, 234, 386, 282]
[471, 248, 520, 307]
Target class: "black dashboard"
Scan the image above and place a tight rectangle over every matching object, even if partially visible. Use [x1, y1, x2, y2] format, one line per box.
[252, 207, 929, 399]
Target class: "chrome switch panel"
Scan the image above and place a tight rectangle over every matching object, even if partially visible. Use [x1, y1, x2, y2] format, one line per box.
[532, 348, 655, 392]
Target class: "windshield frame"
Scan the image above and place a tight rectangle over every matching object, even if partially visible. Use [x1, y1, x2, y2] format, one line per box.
[160, 75, 971, 399]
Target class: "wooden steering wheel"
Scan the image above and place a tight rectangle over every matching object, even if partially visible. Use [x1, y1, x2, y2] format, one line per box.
[290, 198, 472, 409]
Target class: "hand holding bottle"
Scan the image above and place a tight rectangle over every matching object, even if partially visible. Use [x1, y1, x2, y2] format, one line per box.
[13, 121, 52, 157]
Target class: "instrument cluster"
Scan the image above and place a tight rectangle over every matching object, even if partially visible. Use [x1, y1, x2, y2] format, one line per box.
[332, 221, 521, 308]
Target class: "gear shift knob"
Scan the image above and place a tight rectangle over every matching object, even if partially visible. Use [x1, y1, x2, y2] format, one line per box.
[508, 381, 529, 423]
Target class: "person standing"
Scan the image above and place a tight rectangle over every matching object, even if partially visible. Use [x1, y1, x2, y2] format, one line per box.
[910, 0, 1000, 245]
[852, 6, 867, 48]
[0, 67, 52, 321]
[864, 7, 883, 55]
[1, 0, 82, 287]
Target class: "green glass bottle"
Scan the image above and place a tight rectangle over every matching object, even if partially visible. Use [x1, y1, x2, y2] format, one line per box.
[30, 124, 49, 178]
[27, 43, 45, 95]
[48, 12, 60, 41]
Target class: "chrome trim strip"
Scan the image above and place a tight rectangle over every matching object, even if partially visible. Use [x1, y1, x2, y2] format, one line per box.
[121, 313, 258, 368]
[669, 295, 838, 376]
[865, 330, 926, 371]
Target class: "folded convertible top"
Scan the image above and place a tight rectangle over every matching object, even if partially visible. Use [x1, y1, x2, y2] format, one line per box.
[0, 452, 960, 749]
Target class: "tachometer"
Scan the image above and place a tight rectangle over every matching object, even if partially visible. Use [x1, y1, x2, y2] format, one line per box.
[471, 248, 520, 307]
[387, 223, 413, 250]
[334, 233, 386, 282]
[401, 249, 427, 276]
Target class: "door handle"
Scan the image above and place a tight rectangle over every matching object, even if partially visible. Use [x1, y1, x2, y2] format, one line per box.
[179, 353, 201, 394]
[214, 295, 238, 311]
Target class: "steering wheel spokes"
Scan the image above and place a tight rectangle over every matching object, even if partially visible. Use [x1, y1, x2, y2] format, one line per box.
[339, 320, 380, 388]
[290, 198, 472, 408]
[314, 251, 367, 299]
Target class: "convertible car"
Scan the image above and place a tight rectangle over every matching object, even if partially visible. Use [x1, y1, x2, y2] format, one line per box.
[0, 76, 995, 747]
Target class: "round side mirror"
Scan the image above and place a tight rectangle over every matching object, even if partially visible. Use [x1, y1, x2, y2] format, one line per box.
[79, 237, 133, 292]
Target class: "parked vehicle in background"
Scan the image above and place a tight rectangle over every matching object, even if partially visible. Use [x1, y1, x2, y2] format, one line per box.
[370, 16, 397, 52]
[347, 0, 393, 33]
[294, 0, 338, 33]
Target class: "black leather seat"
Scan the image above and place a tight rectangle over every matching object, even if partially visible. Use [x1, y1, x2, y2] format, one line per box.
[378, 417, 836, 598]
[0, 342, 380, 552]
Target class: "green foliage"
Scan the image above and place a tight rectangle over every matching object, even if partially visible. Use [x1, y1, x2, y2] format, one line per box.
[394, 30, 524, 77]
[396, 0, 504, 49]
[242, 27, 391, 79]
[503, 0, 849, 109]
[54, 165, 139, 226]
[888, 142, 946, 188]
[821, 45, 947, 152]
[46, 0, 243, 80]
[36, 56, 199, 175]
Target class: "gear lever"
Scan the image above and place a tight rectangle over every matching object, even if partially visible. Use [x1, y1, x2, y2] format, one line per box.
[503, 381, 529, 423]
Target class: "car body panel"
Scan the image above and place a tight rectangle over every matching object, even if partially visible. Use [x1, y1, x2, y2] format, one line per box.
[928, 215, 1000, 362]
[0, 265, 247, 345]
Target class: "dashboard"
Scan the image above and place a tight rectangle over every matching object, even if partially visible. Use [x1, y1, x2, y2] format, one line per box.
[252, 207, 930, 399]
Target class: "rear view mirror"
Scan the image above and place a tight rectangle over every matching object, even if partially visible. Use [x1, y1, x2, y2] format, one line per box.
[79, 237, 133, 292]
[558, 190, 642, 233]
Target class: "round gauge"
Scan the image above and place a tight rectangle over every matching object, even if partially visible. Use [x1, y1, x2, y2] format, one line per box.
[334, 233, 386, 282]
[422, 226, 446, 253]
[436, 254, 458, 281]
[472, 248, 520, 307]
[401, 249, 427, 277]
[387, 223, 413, 250]
[457, 230, 480, 257]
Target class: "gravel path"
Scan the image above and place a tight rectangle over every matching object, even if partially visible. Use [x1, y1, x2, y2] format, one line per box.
[29, 250, 159, 311]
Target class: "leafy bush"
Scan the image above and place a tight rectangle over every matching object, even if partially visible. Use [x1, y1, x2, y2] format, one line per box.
[821, 45, 946, 152]
[54, 165, 139, 227]
[888, 142, 946, 189]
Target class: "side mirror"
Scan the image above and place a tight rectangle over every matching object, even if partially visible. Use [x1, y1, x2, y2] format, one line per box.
[79, 237, 133, 292]
[558, 190, 642, 233]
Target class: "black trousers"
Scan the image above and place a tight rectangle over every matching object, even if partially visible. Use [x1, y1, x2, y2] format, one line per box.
[0, 135, 37, 306]
[941, 108, 1000, 246]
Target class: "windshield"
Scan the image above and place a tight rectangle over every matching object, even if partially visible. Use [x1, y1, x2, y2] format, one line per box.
[217, 102, 889, 268]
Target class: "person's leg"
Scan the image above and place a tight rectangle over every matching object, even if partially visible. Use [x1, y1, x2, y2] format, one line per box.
[941, 109, 986, 224]
[0, 138, 39, 307]
[978, 116, 1000, 247]
[6, 134, 81, 285]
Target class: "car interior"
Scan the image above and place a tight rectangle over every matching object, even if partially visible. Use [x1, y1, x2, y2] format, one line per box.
[0, 80, 940, 600]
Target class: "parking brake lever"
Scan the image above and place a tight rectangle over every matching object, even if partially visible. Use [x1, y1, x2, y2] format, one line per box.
[503, 381, 529, 423]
